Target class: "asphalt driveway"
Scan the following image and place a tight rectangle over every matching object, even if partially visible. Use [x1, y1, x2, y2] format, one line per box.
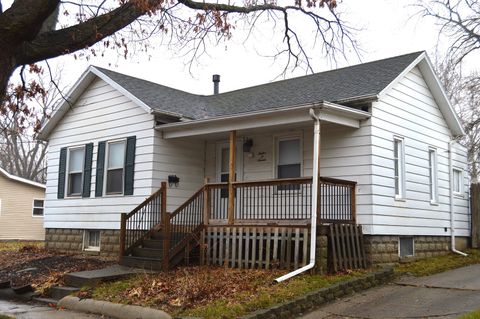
[301, 264, 480, 319]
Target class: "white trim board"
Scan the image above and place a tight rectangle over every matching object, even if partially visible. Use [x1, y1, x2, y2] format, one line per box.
[158, 102, 371, 139]
[0, 167, 46, 189]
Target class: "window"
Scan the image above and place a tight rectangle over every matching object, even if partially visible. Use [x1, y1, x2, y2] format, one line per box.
[393, 137, 405, 199]
[67, 147, 85, 196]
[399, 237, 414, 258]
[105, 140, 126, 195]
[428, 148, 438, 203]
[32, 199, 44, 217]
[277, 137, 302, 179]
[84, 230, 100, 251]
[453, 169, 463, 195]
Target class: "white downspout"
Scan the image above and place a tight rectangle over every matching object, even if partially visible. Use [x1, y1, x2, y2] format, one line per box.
[275, 107, 322, 283]
[449, 139, 468, 256]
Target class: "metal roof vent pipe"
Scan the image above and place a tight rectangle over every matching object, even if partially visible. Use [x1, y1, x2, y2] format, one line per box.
[213, 74, 220, 95]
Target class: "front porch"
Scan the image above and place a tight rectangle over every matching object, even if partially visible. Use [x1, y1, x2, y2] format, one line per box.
[120, 175, 359, 271]
[120, 103, 369, 271]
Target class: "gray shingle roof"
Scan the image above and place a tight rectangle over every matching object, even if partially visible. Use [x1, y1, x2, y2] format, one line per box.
[95, 51, 423, 120]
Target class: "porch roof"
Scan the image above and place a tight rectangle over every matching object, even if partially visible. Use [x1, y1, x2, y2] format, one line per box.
[156, 101, 371, 139]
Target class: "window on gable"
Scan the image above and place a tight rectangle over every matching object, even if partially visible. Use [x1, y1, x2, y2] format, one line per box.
[453, 169, 463, 195]
[428, 148, 438, 203]
[105, 140, 126, 195]
[67, 147, 85, 196]
[393, 137, 405, 199]
[32, 199, 44, 217]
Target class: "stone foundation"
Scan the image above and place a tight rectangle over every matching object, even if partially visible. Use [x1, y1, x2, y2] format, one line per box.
[315, 235, 328, 274]
[364, 235, 469, 264]
[45, 228, 120, 257]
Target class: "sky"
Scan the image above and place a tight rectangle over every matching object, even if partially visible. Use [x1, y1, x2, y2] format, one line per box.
[5, 0, 480, 95]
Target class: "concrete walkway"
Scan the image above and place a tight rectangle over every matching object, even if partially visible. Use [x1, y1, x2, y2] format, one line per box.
[0, 299, 110, 319]
[301, 264, 480, 319]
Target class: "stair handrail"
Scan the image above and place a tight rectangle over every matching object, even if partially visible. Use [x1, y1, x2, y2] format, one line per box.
[163, 185, 205, 270]
[120, 182, 167, 258]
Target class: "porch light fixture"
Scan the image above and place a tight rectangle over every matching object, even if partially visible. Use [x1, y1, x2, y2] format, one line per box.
[243, 138, 253, 153]
[168, 175, 180, 187]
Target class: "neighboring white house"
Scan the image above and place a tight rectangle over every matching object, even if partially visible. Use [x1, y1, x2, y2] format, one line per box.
[38, 51, 469, 262]
[0, 167, 46, 240]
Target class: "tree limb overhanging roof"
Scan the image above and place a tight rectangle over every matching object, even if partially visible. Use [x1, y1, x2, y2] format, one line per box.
[38, 51, 465, 139]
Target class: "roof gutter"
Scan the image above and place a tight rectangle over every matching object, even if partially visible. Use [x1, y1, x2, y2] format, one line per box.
[0, 167, 46, 189]
[156, 101, 371, 131]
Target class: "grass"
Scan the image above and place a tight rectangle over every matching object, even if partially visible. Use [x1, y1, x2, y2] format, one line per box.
[0, 241, 44, 252]
[183, 270, 365, 319]
[460, 310, 480, 319]
[395, 249, 480, 277]
[87, 267, 369, 319]
[0, 315, 15, 319]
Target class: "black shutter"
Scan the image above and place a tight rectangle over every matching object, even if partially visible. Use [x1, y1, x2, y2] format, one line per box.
[95, 141, 106, 197]
[82, 143, 94, 198]
[124, 136, 136, 196]
[57, 147, 67, 199]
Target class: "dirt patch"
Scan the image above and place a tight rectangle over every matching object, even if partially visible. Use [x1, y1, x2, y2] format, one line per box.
[0, 245, 115, 294]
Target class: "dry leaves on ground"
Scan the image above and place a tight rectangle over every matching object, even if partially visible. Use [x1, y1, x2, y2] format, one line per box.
[93, 266, 286, 313]
[0, 244, 115, 293]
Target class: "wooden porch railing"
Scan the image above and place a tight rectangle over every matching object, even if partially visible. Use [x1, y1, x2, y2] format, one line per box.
[120, 176, 356, 269]
[204, 177, 356, 224]
[120, 181, 167, 257]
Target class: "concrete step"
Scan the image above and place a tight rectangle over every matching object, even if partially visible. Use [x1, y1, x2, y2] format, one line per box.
[32, 296, 59, 306]
[120, 256, 163, 271]
[51, 286, 80, 300]
[142, 239, 164, 249]
[64, 265, 149, 288]
[133, 247, 164, 258]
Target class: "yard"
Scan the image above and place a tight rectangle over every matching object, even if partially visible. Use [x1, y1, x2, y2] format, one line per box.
[2, 241, 480, 319]
[0, 241, 115, 294]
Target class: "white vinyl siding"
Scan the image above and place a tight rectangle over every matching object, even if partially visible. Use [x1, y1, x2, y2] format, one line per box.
[369, 66, 469, 236]
[44, 78, 157, 230]
[151, 133, 205, 212]
[429, 148, 438, 203]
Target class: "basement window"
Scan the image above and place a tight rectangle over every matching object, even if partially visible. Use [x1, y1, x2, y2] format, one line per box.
[399, 237, 414, 258]
[84, 230, 101, 251]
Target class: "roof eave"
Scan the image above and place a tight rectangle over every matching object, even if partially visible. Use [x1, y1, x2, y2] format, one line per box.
[156, 101, 371, 139]
[0, 167, 46, 189]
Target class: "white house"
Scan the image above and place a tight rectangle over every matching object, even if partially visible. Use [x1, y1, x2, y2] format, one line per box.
[38, 51, 469, 265]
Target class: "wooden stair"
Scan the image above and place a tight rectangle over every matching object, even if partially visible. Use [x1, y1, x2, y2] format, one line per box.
[120, 229, 202, 270]
[120, 182, 206, 271]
